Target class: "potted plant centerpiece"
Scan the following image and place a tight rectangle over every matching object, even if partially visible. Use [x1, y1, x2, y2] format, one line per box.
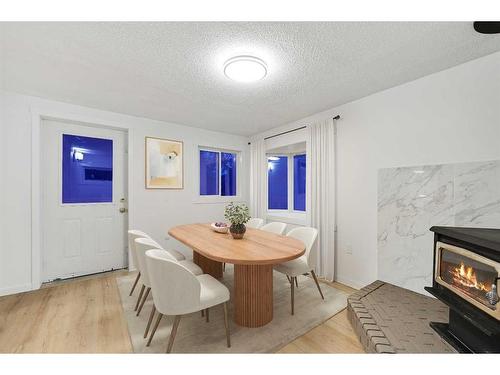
[224, 202, 250, 239]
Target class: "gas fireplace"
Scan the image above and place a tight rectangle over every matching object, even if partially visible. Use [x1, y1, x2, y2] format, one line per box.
[426, 227, 500, 353]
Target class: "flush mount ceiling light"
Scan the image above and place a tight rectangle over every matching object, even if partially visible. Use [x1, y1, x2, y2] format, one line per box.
[224, 56, 267, 83]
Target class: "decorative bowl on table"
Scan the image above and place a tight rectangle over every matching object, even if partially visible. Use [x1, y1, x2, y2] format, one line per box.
[211, 222, 229, 234]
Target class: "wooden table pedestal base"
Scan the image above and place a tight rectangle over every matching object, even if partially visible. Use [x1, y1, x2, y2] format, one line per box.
[234, 264, 273, 327]
[193, 252, 223, 279]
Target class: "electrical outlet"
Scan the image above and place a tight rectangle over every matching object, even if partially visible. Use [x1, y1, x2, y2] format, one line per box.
[345, 245, 352, 255]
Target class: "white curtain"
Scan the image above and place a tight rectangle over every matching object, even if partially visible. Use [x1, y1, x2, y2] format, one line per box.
[249, 139, 267, 218]
[308, 118, 336, 281]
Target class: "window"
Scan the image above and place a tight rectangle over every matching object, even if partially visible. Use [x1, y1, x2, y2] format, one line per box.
[200, 150, 219, 195]
[267, 153, 306, 212]
[293, 154, 306, 211]
[62, 134, 113, 203]
[267, 156, 288, 209]
[199, 148, 237, 196]
[221, 152, 237, 196]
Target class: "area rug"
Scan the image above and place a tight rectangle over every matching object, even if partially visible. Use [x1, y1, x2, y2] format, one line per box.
[116, 265, 347, 353]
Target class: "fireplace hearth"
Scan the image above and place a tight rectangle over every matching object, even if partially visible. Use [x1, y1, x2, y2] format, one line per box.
[425, 227, 500, 353]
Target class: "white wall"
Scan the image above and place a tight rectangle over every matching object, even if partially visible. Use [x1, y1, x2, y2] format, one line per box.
[251, 51, 500, 289]
[0, 90, 249, 296]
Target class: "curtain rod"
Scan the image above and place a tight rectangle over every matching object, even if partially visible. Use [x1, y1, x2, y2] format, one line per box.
[248, 115, 340, 145]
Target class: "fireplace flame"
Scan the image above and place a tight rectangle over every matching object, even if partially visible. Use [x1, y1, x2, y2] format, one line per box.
[450, 262, 490, 292]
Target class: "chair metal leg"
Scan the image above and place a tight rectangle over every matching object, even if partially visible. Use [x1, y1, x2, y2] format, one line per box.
[223, 262, 226, 271]
[129, 272, 141, 296]
[147, 313, 163, 346]
[223, 302, 231, 348]
[144, 304, 156, 338]
[286, 275, 291, 284]
[166, 315, 181, 353]
[134, 284, 145, 311]
[201, 309, 204, 317]
[310, 270, 325, 300]
[136, 287, 150, 316]
[295, 277, 298, 288]
[291, 277, 295, 315]
[205, 308, 209, 322]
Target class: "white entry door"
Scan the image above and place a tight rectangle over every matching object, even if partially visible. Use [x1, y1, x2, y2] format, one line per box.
[41, 119, 128, 282]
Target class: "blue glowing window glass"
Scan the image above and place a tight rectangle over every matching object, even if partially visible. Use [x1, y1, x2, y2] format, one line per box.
[268, 156, 288, 210]
[200, 150, 219, 195]
[293, 154, 306, 211]
[221, 152, 237, 196]
[62, 134, 113, 204]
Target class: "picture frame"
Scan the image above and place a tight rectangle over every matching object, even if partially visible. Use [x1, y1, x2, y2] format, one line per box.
[145, 136, 184, 189]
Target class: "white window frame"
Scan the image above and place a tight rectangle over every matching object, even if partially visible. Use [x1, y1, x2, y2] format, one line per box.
[267, 152, 307, 220]
[195, 146, 243, 204]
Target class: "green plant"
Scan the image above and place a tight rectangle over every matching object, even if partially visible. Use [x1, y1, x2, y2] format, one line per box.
[224, 202, 250, 226]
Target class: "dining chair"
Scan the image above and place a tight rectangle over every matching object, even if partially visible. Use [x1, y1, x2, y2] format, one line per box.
[128, 230, 188, 300]
[246, 218, 264, 229]
[260, 222, 287, 235]
[273, 227, 323, 315]
[127, 230, 145, 296]
[134, 238, 202, 314]
[135, 238, 204, 339]
[145, 249, 231, 353]
[128, 229, 186, 262]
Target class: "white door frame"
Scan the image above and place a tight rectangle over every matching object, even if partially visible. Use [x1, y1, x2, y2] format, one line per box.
[31, 108, 133, 290]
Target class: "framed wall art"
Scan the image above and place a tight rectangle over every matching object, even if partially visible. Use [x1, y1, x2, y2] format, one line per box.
[145, 137, 183, 189]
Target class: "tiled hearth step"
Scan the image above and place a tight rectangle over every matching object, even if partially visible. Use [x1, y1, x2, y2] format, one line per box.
[347, 281, 456, 353]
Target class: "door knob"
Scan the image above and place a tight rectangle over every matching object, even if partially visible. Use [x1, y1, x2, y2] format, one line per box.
[119, 207, 128, 213]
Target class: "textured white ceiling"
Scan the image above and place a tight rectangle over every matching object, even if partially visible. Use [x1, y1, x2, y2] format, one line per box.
[1, 22, 500, 136]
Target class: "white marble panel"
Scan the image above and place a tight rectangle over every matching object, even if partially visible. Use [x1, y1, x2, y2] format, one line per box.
[378, 160, 500, 295]
[453, 160, 500, 227]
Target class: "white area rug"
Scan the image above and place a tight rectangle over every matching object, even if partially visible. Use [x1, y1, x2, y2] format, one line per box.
[117, 265, 347, 353]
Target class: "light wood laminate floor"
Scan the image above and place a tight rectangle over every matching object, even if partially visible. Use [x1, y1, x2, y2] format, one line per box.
[0, 271, 364, 353]
[0, 270, 132, 353]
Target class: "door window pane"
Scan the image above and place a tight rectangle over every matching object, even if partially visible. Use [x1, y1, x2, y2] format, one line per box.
[200, 150, 219, 195]
[293, 154, 306, 211]
[268, 156, 288, 209]
[221, 152, 237, 196]
[62, 134, 113, 204]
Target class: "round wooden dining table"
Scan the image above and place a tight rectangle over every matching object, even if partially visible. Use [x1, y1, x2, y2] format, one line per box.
[168, 223, 305, 327]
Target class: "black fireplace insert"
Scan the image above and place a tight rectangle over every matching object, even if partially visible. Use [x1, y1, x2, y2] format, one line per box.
[425, 226, 500, 353]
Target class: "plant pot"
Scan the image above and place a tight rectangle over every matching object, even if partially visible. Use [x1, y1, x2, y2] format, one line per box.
[229, 224, 246, 239]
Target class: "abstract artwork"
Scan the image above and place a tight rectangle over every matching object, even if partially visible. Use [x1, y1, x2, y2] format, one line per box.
[145, 137, 183, 189]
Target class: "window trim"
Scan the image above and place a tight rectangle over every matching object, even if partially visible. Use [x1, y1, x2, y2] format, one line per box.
[194, 145, 243, 204]
[267, 151, 307, 214]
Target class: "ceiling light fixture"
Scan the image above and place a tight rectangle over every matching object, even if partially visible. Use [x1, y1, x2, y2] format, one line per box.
[224, 56, 267, 83]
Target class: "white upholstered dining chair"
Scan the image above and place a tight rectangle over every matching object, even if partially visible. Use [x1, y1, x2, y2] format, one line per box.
[128, 230, 186, 262]
[127, 230, 144, 296]
[145, 249, 231, 353]
[273, 227, 323, 315]
[260, 221, 287, 235]
[127, 230, 186, 298]
[134, 238, 203, 339]
[246, 218, 264, 229]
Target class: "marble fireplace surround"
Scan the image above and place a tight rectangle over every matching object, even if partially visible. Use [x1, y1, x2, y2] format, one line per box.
[378, 160, 500, 295]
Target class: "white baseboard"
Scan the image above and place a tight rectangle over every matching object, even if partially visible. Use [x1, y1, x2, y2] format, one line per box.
[0, 283, 33, 297]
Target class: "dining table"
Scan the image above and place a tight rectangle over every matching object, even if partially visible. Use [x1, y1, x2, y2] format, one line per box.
[168, 223, 305, 327]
